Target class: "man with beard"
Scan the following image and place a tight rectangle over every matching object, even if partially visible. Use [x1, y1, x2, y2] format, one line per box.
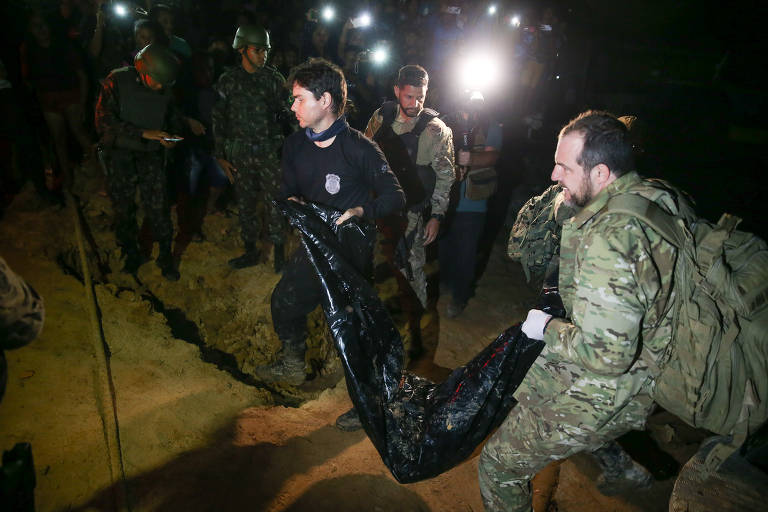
[478, 110, 694, 511]
[364, 65, 454, 311]
[259, 58, 405, 385]
[332, 65, 453, 432]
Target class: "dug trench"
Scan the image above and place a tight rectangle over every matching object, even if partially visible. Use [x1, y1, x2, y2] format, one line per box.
[0, 160, 738, 511]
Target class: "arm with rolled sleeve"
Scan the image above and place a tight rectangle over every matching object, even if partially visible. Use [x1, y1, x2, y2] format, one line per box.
[543, 220, 660, 376]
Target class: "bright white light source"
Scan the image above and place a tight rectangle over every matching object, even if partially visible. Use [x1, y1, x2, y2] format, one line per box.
[458, 53, 500, 92]
[358, 13, 371, 27]
[321, 6, 335, 21]
[510, 15, 521, 27]
[371, 47, 388, 64]
[114, 4, 128, 17]
[488, 5, 497, 15]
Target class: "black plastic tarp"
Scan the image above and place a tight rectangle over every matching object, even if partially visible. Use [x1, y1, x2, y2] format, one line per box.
[276, 200, 545, 483]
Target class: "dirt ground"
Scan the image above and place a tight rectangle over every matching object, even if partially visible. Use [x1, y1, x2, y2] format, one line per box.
[0, 169, 709, 512]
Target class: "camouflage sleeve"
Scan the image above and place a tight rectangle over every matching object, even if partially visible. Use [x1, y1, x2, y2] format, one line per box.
[364, 109, 383, 139]
[0, 257, 44, 350]
[428, 121, 455, 216]
[211, 73, 231, 160]
[543, 219, 661, 376]
[94, 72, 143, 144]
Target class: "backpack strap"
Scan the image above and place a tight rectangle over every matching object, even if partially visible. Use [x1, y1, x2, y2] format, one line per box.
[604, 194, 686, 249]
[412, 108, 439, 137]
[374, 101, 399, 141]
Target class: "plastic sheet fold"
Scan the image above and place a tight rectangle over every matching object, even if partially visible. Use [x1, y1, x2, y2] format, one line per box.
[276, 200, 545, 483]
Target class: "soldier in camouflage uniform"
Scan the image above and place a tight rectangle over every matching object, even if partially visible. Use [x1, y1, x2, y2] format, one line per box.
[364, 64, 454, 308]
[95, 43, 185, 280]
[212, 25, 288, 271]
[479, 111, 694, 511]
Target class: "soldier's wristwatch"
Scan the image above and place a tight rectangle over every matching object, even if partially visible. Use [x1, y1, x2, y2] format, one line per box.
[430, 213, 444, 222]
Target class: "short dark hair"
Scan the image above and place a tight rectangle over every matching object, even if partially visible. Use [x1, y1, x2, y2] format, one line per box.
[559, 110, 635, 177]
[287, 58, 347, 115]
[397, 64, 428, 88]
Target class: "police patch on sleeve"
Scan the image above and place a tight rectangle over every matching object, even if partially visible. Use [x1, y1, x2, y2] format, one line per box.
[325, 173, 341, 195]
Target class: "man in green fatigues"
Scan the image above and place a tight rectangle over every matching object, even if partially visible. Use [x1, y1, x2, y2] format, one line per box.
[479, 111, 695, 511]
[95, 43, 185, 280]
[364, 65, 455, 308]
[212, 25, 288, 271]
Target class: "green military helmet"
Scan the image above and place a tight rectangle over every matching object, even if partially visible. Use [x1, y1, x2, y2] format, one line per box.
[134, 43, 180, 86]
[232, 25, 271, 50]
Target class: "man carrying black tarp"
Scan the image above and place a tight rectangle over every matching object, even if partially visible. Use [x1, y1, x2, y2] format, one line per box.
[258, 58, 405, 386]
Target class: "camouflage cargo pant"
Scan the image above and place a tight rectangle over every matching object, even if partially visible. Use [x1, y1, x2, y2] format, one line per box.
[104, 148, 173, 250]
[230, 148, 284, 247]
[402, 210, 427, 308]
[478, 367, 655, 511]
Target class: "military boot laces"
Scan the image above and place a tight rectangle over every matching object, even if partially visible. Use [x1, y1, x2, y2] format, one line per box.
[254, 350, 306, 386]
[228, 248, 261, 270]
[273, 243, 285, 274]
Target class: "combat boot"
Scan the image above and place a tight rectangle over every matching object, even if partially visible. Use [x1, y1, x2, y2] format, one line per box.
[228, 245, 261, 269]
[593, 441, 654, 496]
[335, 407, 363, 432]
[273, 243, 285, 273]
[253, 345, 306, 386]
[156, 242, 180, 281]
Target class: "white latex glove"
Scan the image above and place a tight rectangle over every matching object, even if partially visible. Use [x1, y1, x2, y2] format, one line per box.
[521, 309, 552, 340]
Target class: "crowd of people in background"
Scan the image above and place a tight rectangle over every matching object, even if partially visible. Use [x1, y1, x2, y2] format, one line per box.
[0, 0, 566, 212]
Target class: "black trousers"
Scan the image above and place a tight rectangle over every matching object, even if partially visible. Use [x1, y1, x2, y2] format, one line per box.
[271, 230, 375, 353]
[438, 211, 486, 305]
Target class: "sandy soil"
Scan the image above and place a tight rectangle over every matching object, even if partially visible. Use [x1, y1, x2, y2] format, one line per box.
[0, 172, 708, 511]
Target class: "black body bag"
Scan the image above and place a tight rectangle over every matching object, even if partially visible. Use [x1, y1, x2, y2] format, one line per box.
[275, 200, 546, 483]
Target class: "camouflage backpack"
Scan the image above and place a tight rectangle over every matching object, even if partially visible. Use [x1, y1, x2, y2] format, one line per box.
[605, 193, 768, 471]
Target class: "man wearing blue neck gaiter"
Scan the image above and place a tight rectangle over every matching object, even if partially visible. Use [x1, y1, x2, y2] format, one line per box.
[258, 59, 405, 386]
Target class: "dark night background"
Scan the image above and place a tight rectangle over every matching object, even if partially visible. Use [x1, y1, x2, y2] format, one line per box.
[1, 0, 767, 237]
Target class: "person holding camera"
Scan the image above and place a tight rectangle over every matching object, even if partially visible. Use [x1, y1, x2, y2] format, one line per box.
[439, 91, 501, 318]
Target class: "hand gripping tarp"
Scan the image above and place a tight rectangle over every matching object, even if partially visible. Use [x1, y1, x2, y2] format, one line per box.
[276, 200, 545, 483]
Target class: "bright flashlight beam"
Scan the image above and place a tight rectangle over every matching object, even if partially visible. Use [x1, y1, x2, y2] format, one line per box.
[488, 5, 497, 15]
[359, 13, 371, 27]
[459, 54, 500, 91]
[511, 15, 521, 27]
[371, 48, 388, 64]
[114, 4, 128, 17]
[321, 6, 335, 21]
